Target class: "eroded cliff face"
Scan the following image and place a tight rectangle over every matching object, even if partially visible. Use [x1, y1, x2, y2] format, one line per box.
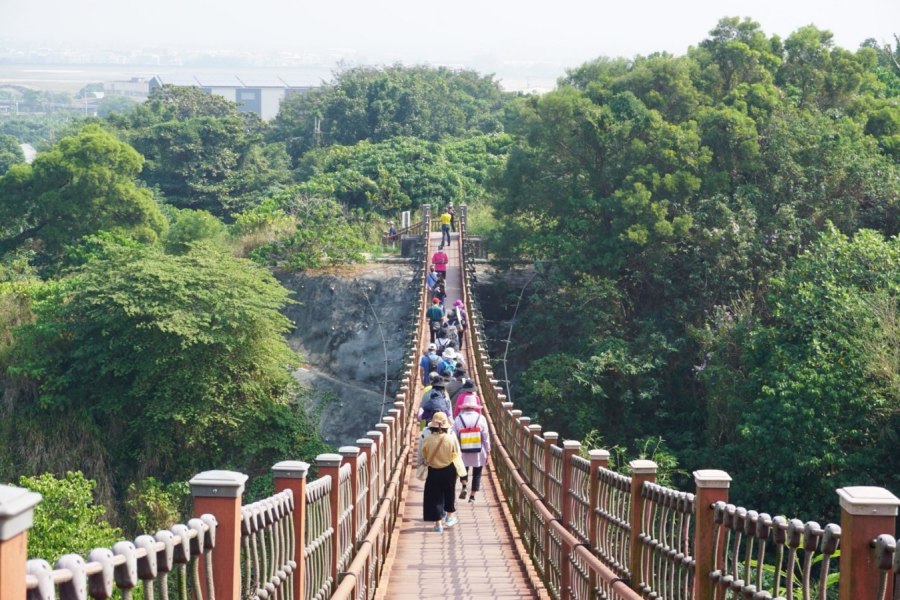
[279, 261, 419, 447]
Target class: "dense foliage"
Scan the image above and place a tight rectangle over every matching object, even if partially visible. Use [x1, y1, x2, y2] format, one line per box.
[492, 18, 899, 518]
[270, 65, 511, 164]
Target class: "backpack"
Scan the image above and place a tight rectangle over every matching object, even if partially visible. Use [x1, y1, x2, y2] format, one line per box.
[457, 414, 482, 453]
[438, 358, 455, 377]
[421, 390, 448, 421]
[427, 352, 441, 370]
[435, 337, 452, 356]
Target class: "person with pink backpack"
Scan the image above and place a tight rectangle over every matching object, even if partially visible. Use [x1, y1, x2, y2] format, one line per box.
[452, 393, 490, 503]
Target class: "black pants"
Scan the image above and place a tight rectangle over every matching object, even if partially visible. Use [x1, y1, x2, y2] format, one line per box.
[423, 464, 457, 522]
[461, 465, 484, 492]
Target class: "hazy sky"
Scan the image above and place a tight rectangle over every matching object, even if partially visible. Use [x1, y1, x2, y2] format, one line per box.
[1, 0, 897, 67]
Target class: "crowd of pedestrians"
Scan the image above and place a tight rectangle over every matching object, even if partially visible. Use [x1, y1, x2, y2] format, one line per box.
[415, 223, 490, 534]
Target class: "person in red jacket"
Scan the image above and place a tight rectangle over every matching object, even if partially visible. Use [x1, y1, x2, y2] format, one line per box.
[431, 245, 448, 281]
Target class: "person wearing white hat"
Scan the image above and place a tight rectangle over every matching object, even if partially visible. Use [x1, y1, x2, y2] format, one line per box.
[418, 343, 440, 385]
[438, 347, 458, 378]
[453, 394, 490, 503]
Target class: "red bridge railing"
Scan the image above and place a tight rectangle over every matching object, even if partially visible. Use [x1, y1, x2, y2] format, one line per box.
[457, 215, 900, 600]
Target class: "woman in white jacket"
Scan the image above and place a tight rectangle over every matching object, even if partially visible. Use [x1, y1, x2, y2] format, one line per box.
[452, 394, 490, 503]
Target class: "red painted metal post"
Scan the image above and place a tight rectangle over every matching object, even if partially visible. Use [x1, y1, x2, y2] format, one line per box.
[588, 449, 610, 598]
[560, 440, 581, 600]
[367, 430, 385, 500]
[375, 422, 392, 472]
[189, 470, 248, 600]
[272, 461, 309, 600]
[0, 484, 41, 600]
[356, 438, 375, 522]
[837, 486, 899, 600]
[543, 432, 559, 586]
[316, 453, 343, 589]
[693, 469, 731, 600]
[628, 460, 656, 593]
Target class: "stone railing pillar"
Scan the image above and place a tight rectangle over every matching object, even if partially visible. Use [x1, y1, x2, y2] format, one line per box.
[189, 470, 248, 600]
[628, 460, 657, 592]
[837, 486, 900, 600]
[693, 469, 731, 600]
[0, 484, 41, 600]
[272, 461, 309, 600]
[316, 453, 343, 588]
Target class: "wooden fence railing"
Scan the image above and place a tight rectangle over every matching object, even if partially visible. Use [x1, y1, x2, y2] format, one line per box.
[457, 220, 899, 600]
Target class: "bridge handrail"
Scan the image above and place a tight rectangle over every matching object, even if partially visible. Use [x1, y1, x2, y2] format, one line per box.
[457, 217, 899, 600]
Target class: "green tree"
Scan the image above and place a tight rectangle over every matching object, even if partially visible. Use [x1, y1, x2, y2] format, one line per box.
[18, 471, 121, 561]
[701, 228, 899, 518]
[270, 65, 510, 164]
[0, 124, 166, 257]
[0, 134, 25, 176]
[162, 207, 229, 254]
[110, 85, 290, 217]
[9, 243, 302, 479]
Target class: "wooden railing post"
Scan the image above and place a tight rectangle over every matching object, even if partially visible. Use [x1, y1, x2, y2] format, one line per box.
[340, 446, 361, 549]
[837, 486, 899, 600]
[356, 438, 375, 517]
[587, 450, 610, 598]
[528, 424, 542, 482]
[560, 440, 580, 600]
[0, 484, 41, 600]
[272, 461, 309, 600]
[367, 430, 385, 499]
[316, 453, 343, 588]
[542, 432, 559, 592]
[189, 470, 248, 600]
[628, 460, 656, 592]
[693, 469, 731, 600]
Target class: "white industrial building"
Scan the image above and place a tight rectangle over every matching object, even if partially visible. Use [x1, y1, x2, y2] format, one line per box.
[148, 75, 313, 120]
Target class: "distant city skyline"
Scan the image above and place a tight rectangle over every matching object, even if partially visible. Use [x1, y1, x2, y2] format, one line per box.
[1, 0, 897, 92]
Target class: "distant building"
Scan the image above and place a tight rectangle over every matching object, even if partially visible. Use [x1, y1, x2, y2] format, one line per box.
[105, 78, 152, 101]
[148, 75, 314, 120]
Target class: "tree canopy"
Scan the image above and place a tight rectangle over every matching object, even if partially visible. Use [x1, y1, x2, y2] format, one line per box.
[0, 124, 166, 257]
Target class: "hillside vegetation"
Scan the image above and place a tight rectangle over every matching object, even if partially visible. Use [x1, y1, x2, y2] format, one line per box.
[0, 18, 897, 557]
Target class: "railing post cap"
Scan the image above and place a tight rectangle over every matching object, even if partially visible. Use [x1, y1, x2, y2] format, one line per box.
[837, 486, 900, 516]
[544, 432, 559, 440]
[356, 438, 375, 448]
[693, 469, 732, 488]
[339, 446, 360, 458]
[528, 424, 543, 433]
[271, 461, 310, 479]
[501, 402, 514, 409]
[629, 460, 658, 475]
[316, 453, 344, 468]
[511, 410, 523, 418]
[589, 449, 611, 460]
[518, 416, 531, 424]
[189, 470, 248, 498]
[0, 484, 42, 541]
[366, 430, 383, 441]
[375, 423, 390, 431]
[393, 401, 405, 409]
[563, 440, 581, 450]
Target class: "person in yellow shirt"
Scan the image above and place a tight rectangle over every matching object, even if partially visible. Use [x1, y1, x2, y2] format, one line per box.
[439, 209, 452, 246]
[420, 411, 460, 532]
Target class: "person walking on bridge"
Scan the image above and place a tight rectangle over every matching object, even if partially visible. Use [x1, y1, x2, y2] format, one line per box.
[439, 207, 452, 246]
[453, 394, 489, 503]
[431, 245, 448, 281]
[426, 298, 445, 342]
[420, 411, 461, 532]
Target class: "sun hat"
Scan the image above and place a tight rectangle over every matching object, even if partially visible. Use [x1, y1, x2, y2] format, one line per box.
[442, 347, 457, 360]
[428, 411, 451, 429]
[427, 343, 436, 351]
[459, 393, 482, 411]
[432, 297, 440, 303]
[453, 299, 463, 307]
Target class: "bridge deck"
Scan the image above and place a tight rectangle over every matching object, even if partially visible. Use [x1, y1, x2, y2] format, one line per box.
[376, 231, 541, 599]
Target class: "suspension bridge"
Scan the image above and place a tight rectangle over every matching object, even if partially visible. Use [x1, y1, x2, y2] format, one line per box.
[1, 205, 898, 600]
